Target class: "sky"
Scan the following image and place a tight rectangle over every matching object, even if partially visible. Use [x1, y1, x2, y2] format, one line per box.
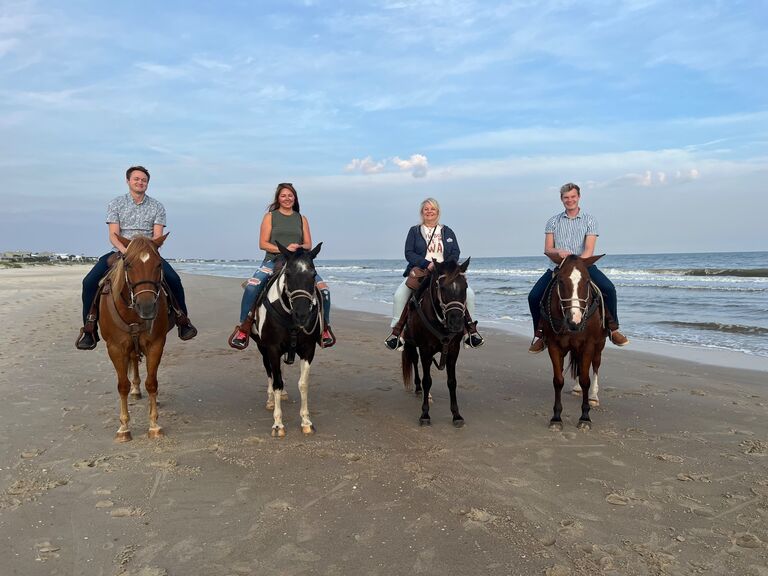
[1, 0, 767, 260]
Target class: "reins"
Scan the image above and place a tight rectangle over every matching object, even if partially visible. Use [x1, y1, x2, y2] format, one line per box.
[413, 270, 466, 370]
[543, 269, 604, 335]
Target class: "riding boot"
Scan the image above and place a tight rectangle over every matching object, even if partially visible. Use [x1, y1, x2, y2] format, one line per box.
[384, 305, 409, 351]
[75, 312, 100, 350]
[228, 314, 254, 350]
[463, 311, 485, 348]
[528, 320, 546, 354]
[176, 313, 198, 341]
[605, 313, 629, 347]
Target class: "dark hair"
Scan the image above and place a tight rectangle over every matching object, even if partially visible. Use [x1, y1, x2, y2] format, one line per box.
[267, 182, 300, 212]
[559, 182, 580, 196]
[126, 165, 150, 182]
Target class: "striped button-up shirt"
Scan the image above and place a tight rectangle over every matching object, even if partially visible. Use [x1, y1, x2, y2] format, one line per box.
[544, 210, 599, 256]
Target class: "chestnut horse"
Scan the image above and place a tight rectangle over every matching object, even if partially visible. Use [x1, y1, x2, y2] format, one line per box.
[251, 242, 323, 438]
[401, 259, 470, 427]
[99, 234, 172, 442]
[541, 254, 606, 430]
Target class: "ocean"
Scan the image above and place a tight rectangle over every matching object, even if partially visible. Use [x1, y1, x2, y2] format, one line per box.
[175, 251, 768, 361]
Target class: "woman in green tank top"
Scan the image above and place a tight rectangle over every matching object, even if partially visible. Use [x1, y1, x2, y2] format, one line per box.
[228, 183, 336, 349]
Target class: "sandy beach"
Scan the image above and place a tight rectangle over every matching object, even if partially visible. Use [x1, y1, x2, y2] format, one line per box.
[1, 266, 766, 576]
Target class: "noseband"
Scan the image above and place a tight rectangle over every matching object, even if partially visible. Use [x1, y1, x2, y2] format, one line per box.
[545, 268, 601, 334]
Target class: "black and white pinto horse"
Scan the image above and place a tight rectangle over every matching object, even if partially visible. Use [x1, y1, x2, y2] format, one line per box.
[401, 259, 470, 427]
[251, 242, 323, 437]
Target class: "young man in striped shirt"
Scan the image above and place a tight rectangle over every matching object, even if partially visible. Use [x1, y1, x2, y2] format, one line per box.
[527, 182, 629, 353]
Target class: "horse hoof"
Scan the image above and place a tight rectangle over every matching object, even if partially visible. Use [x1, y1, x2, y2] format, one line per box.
[148, 427, 164, 439]
[266, 401, 275, 411]
[549, 421, 563, 431]
[301, 424, 316, 436]
[271, 427, 286, 438]
[419, 418, 431, 426]
[129, 392, 142, 400]
[280, 391, 289, 400]
[577, 420, 592, 431]
[453, 418, 465, 428]
[115, 431, 133, 443]
[588, 398, 600, 407]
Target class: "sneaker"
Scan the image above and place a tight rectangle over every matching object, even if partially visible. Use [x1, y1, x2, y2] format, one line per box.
[229, 328, 249, 350]
[610, 329, 629, 347]
[464, 332, 485, 348]
[528, 336, 546, 354]
[178, 319, 198, 341]
[75, 328, 98, 350]
[384, 333, 400, 351]
[321, 326, 336, 348]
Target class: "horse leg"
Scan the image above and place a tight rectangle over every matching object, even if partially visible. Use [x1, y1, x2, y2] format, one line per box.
[447, 350, 463, 427]
[548, 348, 566, 431]
[129, 353, 142, 399]
[413, 353, 422, 396]
[589, 349, 602, 407]
[145, 343, 165, 439]
[262, 353, 276, 411]
[269, 351, 286, 438]
[298, 359, 314, 435]
[419, 351, 433, 425]
[577, 353, 593, 430]
[107, 343, 133, 442]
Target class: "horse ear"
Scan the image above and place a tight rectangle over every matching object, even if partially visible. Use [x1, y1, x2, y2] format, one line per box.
[275, 241, 292, 258]
[549, 253, 564, 266]
[309, 242, 322, 259]
[460, 257, 471, 273]
[153, 232, 170, 248]
[582, 254, 604, 267]
[117, 234, 131, 248]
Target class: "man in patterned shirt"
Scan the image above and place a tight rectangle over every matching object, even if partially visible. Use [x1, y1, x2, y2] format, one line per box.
[76, 166, 197, 350]
[527, 182, 628, 353]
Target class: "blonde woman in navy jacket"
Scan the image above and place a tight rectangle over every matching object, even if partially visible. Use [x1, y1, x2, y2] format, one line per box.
[384, 198, 484, 350]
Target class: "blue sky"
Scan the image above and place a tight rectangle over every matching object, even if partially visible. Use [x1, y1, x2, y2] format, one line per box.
[2, 0, 767, 259]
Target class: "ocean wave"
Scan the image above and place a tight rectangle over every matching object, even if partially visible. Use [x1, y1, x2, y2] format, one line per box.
[614, 283, 766, 292]
[649, 268, 768, 278]
[657, 321, 768, 336]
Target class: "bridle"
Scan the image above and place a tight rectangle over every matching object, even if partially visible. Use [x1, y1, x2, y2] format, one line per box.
[431, 272, 467, 326]
[268, 267, 319, 335]
[121, 257, 164, 315]
[545, 267, 602, 334]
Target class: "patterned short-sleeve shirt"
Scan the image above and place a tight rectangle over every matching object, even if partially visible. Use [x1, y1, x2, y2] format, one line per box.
[544, 210, 599, 256]
[106, 193, 166, 239]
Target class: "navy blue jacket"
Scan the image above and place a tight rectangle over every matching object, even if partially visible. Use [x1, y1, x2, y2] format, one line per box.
[402, 224, 461, 277]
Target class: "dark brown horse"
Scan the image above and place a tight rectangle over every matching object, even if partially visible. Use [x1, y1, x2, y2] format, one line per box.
[541, 254, 607, 430]
[251, 242, 323, 438]
[401, 259, 470, 427]
[99, 234, 172, 442]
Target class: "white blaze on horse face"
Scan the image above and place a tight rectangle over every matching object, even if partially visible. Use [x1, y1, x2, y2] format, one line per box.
[295, 260, 310, 274]
[568, 267, 583, 325]
[140, 252, 150, 263]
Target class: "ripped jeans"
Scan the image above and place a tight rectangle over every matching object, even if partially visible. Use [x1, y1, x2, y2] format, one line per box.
[239, 258, 330, 325]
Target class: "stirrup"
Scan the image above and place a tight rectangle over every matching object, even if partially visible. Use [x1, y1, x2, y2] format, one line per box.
[321, 326, 336, 348]
[228, 326, 250, 350]
[464, 332, 485, 349]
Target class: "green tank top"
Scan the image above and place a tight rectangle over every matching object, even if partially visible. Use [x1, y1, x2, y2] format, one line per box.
[266, 210, 303, 261]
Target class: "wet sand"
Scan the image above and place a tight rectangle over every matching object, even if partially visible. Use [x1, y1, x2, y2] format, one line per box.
[1, 266, 767, 576]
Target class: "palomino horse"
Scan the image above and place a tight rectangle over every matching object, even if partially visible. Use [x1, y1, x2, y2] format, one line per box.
[99, 234, 172, 442]
[401, 259, 470, 427]
[541, 254, 607, 430]
[251, 242, 323, 438]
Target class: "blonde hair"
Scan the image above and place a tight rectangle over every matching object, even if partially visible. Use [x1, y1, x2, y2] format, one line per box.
[420, 197, 440, 223]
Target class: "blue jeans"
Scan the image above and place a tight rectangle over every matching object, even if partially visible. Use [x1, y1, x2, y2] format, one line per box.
[527, 265, 619, 332]
[239, 258, 328, 324]
[82, 252, 188, 324]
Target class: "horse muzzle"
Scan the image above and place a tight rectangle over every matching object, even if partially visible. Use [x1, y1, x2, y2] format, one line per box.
[445, 311, 465, 334]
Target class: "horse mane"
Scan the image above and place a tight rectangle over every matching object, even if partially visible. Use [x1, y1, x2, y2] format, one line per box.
[107, 236, 159, 295]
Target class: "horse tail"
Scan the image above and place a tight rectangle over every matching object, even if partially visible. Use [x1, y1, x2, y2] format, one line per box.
[567, 350, 580, 381]
[401, 349, 412, 391]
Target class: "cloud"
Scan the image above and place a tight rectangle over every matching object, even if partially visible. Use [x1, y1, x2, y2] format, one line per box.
[345, 156, 386, 174]
[613, 168, 701, 188]
[345, 154, 429, 178]
[393, 154, 429, 178]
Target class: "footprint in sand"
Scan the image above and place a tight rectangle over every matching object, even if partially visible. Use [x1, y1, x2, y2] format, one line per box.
[34, 541, 61, 562]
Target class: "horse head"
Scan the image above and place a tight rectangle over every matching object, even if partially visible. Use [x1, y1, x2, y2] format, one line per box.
[114, 233, 168, 321]
[276, 241, 322, 329]
[552, 254, 603, 330]
[431, 257, 470, 334]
